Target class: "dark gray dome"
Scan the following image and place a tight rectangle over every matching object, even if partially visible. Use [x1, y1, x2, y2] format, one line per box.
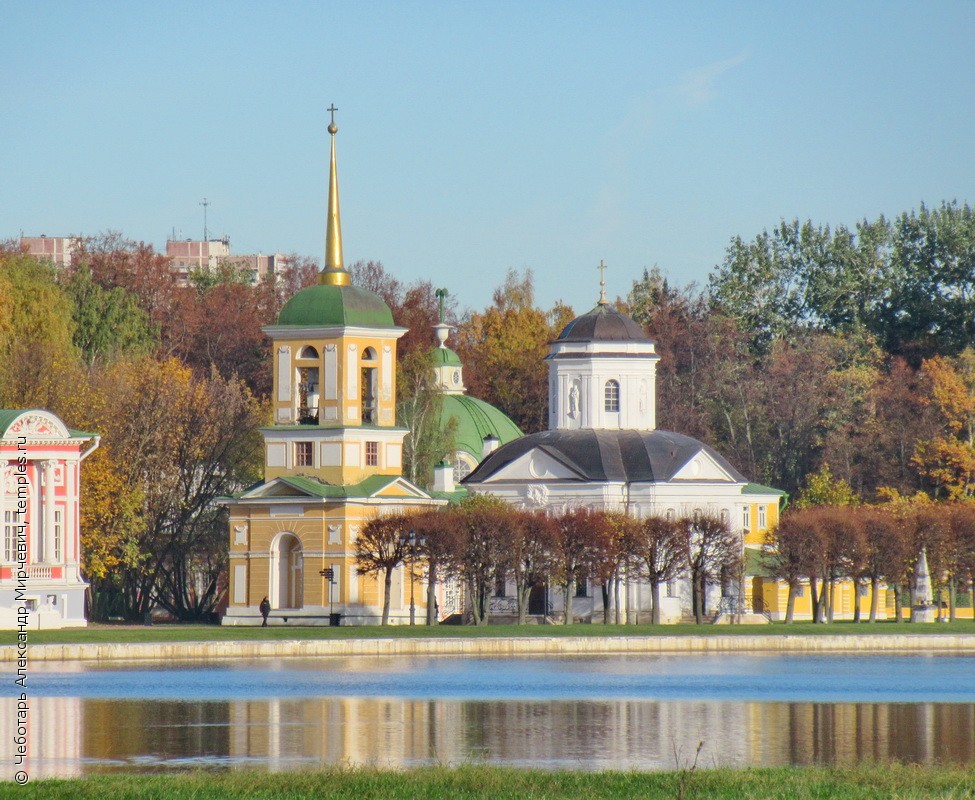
[462, 428, 746, 485]
[556, 303, 650, 343]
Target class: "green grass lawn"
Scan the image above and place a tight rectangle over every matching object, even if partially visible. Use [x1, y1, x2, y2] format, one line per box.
[4, 618, 975, 646]
[1, 764, 973, 800]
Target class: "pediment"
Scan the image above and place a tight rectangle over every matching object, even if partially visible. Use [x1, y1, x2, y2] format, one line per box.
[368, 477, 431, 499]
[671, 449, 738, 482]
[4, 411, 70, 440]
[483, 447, 585, 483]
[238, 480, 316, 499]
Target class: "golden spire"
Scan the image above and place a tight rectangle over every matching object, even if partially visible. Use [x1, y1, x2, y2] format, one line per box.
[321, 104, 350, 286]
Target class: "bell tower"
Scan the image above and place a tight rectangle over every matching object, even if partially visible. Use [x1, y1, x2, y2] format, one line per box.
[261, 110, 409, 485]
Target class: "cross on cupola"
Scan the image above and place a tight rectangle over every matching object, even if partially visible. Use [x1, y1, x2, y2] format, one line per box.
[597, 260, 608, 305]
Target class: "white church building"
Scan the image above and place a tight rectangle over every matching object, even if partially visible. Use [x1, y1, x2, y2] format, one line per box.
[462, 290, 784, 623]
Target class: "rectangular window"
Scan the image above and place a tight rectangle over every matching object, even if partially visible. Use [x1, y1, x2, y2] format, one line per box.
[54, 509, 62, 563]
[295, 441, 313, 467]
[742, 506, 750, 531]
[758, 505, 767, 530]
[365, 441, 379, 467]
[667, 579, 678, 598]
[3, 511, 14, 563]
[796, 583, 805, 598]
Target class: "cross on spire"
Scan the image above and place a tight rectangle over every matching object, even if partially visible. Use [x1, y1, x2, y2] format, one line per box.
[597, 259, 608, 304]
[327, 103, 338, 134]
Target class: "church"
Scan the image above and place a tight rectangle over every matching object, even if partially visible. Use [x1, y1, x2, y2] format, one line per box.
[221, 114, 445, 625]
[462, 279, 786, 623]
[223, 112, 785, 626]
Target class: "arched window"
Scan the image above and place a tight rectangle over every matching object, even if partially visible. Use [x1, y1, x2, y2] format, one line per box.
[298, 345, 319, 359]
[604, 380, 620, 412]
[452, 453, 475, 483]
[361, 348, 378, 423]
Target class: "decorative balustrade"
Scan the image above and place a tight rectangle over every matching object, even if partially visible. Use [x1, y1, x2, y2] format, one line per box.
[26, 565, 53, 579]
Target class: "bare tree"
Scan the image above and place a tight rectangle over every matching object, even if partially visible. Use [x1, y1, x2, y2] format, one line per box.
[681, 513, 740, 624]
[551, 509, 614, 625]
[355, 514, 411, 625]
[633, 515, 689, 625]
[506, 510, 556, 624]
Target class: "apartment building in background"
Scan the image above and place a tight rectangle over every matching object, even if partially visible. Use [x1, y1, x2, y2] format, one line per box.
[17, 234, 293, 285]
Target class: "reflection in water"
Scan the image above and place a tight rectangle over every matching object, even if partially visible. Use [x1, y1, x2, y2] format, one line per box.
[2, 696, 974, 776]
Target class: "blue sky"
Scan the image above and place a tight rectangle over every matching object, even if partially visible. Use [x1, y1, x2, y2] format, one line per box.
[3, 1, 973, 315]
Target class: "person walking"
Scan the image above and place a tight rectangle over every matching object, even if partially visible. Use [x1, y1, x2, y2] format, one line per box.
[259, 596, 271, 627]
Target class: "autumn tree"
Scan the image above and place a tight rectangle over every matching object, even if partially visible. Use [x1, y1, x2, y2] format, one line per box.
[0, 252, 78, 408]
[681, 513, 740, 624]
[550, 508, 614, 625]
[913, 352, 975, 499]
[632, 515, 688, 625]
[452, 494, 510, 625]
[77, 358, 264, 620]
[505, 510, 556, 624]
[455, 269, 574, 434]
[854, 507, 897, 623]
[411, 508, 461, 625]
[276, 253, 320, 302]
[763, 511, 820, 624]
[355, 513, 412, 625]
[949, 503, 975, 616]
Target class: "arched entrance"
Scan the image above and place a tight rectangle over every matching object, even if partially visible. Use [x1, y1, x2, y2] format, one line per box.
[270, 532, 303, 610]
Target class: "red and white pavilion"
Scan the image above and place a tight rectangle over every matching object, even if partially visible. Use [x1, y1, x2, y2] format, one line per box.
[0, 410, 99, 629]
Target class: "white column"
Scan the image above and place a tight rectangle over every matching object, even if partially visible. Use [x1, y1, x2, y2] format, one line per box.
[0, 465, 7, 561]
[42, 460, 56, 564]
[64, 461, 76, 565]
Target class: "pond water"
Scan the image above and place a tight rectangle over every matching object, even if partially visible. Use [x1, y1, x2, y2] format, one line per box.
[3, 654, 975, 775]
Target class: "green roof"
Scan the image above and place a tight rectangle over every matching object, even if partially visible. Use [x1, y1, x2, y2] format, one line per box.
[277, 283, 394, 327]
[439, 395, 522, 460]
[279, 474, 405, 498]
[432, 346, 462, 367]
[744, 547, 774, 578]
[0, 410, 22, 434]
[429, 488, 468, 504]
[743, 482, 788, 496]
[238, 474, 421, 500]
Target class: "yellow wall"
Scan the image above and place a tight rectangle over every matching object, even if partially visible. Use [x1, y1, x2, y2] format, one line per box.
[270, 333, 400, 430]
[228, 501, 428, 617]
[754, 577, 891, 621]
[743, 500, 780, 547]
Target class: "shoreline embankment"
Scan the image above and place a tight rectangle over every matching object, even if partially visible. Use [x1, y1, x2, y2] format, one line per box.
[2, 633, 974, 662]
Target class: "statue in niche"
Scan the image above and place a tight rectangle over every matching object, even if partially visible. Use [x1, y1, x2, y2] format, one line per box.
[568, 381, 580, 419]
[638, 380, 648, 414]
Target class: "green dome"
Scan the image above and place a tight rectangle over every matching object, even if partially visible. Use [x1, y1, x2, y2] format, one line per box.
[439, 395, 522, 461]
[278, 284, 394, 327]
[432, 346, 462, 367]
